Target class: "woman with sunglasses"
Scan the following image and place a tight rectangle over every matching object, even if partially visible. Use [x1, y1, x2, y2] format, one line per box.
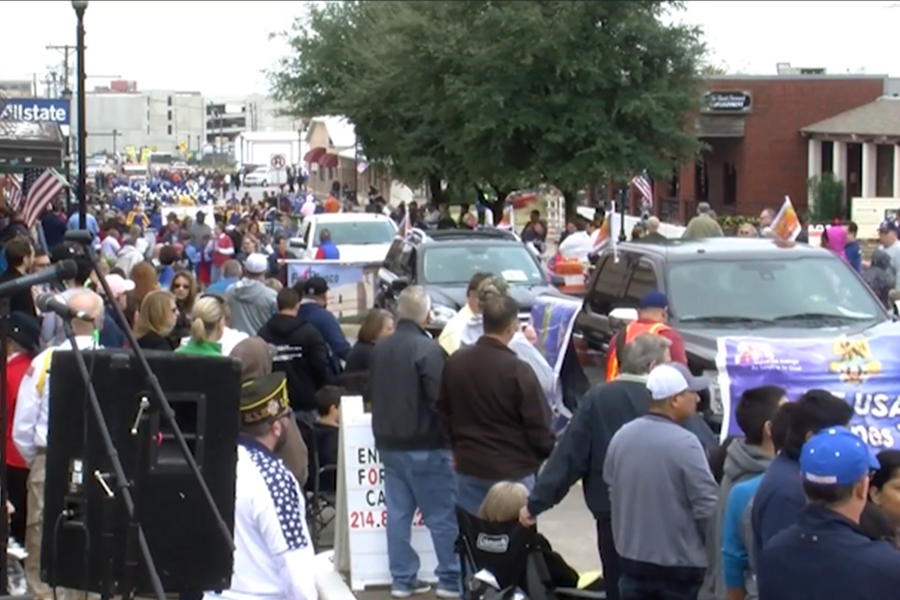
[169, 270, 198, 346]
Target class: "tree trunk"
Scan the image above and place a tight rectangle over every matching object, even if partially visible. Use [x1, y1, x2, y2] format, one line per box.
[489, 185, 511, 223]
[427, 174, 445, 205]
[562, 189, 579, 221]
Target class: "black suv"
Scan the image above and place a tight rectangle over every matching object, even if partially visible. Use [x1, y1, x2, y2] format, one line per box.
[576, 237, 893, 423]
[375, 228, 562, 333]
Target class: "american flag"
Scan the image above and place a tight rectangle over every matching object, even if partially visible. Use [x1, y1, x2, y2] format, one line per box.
[2, 174, 22, 210]
[630, 171, 653, 208]
[20, 168, 66, 228]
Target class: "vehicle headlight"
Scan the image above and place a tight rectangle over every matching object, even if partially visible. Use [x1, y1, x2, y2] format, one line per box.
[703, 370, 723, 416]
[430, 304, 458, 327]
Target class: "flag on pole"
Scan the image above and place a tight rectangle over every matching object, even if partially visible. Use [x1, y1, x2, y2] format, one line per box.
[770, 195, 801, 242]
[21, 168, 66, 228]
[399, 203, 411, 237]
[2, 174, 22, 210]
[630, 171, 653, 209]
[356, 161, 369, 174]
[609, 201, 620, 263]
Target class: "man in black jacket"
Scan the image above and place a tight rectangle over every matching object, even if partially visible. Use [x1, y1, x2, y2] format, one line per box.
[258, 287, 330, 414]
[368, 285, 460, 599]
[0, 236, 36, 318]
[520, 333, 717, 600]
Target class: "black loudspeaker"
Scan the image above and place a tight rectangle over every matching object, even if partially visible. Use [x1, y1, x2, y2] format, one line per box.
[42, 350, 241, 595]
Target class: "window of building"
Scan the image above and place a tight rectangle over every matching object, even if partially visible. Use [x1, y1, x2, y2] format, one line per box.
[147, 125, 150, 135]
[167, 124, 173, 135]
[168, 110, 173, 121]
[167, 96, 173, 107]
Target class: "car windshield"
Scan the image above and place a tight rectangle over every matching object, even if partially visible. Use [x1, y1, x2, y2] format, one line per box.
[667, 257, 884, 325]
[422, 244, 544, 285]
[313, 221, 396, 246]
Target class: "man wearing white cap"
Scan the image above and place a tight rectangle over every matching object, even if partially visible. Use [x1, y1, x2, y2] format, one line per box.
[225, 253, 278, 336]
[603, 363, 718, 600]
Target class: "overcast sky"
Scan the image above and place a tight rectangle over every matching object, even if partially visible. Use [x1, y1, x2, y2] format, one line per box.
[0, 1, 897, 98]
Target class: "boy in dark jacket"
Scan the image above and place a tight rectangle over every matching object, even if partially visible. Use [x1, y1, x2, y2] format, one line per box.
[258, 287, 330, 413]
[295, 276, 351, 378]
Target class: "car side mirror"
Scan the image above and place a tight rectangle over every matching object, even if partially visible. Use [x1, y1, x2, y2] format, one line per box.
[549, 273, 566, 288]
[391, 277, 410, 293]
[289, 238, 307, 250]
[609, 307, 639, 323]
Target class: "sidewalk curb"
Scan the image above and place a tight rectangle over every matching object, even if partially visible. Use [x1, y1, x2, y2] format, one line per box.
[315, 550, 357, 600]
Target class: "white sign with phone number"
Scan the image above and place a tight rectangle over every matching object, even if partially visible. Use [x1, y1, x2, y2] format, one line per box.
[335, 396, 436, 590]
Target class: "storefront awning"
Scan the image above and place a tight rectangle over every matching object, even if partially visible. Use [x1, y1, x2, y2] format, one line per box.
[319, 153, 339, 169]
[303, 146, 327, 164]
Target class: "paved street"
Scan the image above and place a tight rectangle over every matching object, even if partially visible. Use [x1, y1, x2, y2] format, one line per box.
[335, 325, 602, 599]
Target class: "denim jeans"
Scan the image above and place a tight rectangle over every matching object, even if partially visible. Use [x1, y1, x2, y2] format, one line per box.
[619, 574, 701, 600]
[210, 264, 223, 284]
[381, 449, 461, 593]
[456, 473, 536, 516]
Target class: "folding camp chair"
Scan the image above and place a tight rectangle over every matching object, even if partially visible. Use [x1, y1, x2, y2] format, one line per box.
[297, 417, 337, 550]
[456, 507, 606, 600]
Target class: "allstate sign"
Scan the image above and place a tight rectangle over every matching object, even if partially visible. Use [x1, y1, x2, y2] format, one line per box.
[0, 98, 70, 125]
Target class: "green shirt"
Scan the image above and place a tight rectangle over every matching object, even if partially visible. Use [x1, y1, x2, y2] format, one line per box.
[175, 339, 223, 356]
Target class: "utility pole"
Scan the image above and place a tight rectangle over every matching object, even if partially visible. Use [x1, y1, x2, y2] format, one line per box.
[46, 44, 74, 92]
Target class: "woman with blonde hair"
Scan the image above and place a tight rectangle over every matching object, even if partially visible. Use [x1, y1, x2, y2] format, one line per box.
[477, 482, 598, 592]
[134, 290, 178, 350]
[176, 295, 226, 356]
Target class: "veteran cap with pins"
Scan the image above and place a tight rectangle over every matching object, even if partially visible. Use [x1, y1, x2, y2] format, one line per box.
[240, 372, 291, 426]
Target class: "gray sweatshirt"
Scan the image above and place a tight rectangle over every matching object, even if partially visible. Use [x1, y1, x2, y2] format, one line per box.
[224, 278, 277, 336]
[604, 413, 718, 573]
[699, 440, 771, 600]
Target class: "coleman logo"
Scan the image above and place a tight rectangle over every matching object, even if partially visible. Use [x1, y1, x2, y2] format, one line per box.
[476, 533, 509, 553]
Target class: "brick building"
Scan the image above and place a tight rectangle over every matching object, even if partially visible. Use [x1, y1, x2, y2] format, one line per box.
[657, 75, 886, 222]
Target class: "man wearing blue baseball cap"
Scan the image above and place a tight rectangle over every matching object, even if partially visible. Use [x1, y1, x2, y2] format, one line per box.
[605, 290, 687, 381]
[757, 427, 900, 599]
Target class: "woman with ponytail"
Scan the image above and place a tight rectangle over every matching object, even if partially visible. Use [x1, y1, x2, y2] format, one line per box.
[175, 295, 226, 356]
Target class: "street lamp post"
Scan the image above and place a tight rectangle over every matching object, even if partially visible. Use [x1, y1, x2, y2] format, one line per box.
[73, 0, 88, 230]
[61, 88, 73, 215]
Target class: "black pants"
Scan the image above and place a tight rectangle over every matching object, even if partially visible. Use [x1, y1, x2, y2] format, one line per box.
[7, 466, 28, 545]
[618, 574, 700, 600]
[597, 513, 621, 600]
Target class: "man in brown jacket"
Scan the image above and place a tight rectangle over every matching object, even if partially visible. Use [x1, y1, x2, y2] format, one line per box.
[436, 293, 555, 515]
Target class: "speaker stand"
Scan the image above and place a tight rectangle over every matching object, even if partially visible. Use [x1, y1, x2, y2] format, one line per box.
[121, 398, 152, 600]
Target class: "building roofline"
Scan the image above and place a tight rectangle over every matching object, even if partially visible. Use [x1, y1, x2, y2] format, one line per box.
[703, 74, 888, 81]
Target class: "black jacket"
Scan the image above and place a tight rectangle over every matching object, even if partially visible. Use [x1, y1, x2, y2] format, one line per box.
[0, 268, 36, 318]
[258, 313, 330, 412]
[527, 375, 717, 518]
[369, 319, 448, 451]
[137, 331, 174, 351]
[345, 341, 374, 373]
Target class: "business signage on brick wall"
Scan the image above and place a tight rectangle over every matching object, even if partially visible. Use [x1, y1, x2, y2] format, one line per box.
[702, 91, 752, 114]
[0, 98, 70, 125]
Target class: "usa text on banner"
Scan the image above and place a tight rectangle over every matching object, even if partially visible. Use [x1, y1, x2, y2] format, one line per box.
[333, 396, 436, 591]
[716, 332, 900, 455]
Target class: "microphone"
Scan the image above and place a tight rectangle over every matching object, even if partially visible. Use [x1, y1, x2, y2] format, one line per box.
[0, 259, 78, 298]
[36, 292, 95, 322]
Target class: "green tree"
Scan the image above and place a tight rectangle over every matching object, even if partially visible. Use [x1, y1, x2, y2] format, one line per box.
[271, 1, 707, 217]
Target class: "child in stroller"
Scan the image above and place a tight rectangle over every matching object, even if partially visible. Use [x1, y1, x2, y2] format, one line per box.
[457, 482, 605, 600]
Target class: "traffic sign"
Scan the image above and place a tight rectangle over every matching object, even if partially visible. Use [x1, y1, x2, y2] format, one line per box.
[271, 155, 286, 169]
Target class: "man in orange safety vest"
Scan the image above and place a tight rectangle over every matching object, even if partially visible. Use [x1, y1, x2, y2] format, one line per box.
[606, 291, 687, 381]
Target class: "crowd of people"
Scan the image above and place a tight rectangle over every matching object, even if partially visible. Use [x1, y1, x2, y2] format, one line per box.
[2, 181, 900, 600]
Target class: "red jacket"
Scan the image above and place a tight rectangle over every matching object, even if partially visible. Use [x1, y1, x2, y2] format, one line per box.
[6, 353, 32, 469]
